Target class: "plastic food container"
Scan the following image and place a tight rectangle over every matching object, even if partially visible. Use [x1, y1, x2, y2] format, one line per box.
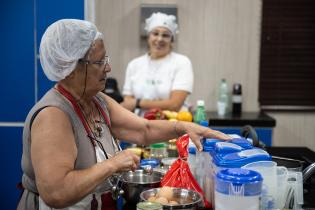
[215, 168, 263, 210]
[161, 157, 177, 168]
[211, 148, 271, 207]
[140, 158, 160, 169]
[150, 143, 168, 160]
[242, 161, 289, 209]
[188, 146, 197, 177]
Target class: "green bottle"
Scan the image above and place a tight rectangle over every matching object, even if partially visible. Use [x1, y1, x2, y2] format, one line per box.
[193, 100, 206, 124]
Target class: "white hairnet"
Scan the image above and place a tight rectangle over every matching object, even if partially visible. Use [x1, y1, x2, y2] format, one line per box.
[39, 19, 103, 81]
[144, 12, 178, 37]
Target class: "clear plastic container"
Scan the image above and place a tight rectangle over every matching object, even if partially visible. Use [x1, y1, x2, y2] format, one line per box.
[211, 148, 271, 207]
[242, 161, 290, 210]
[284, 171, 304, 210]
[188, 146, 197, 177]
[195, 141, 212, 204]
[242, 161, 278, 209]
[215, 168, 263, 210]
[161, 157, 177, 169]
[150, 143, 168, 160]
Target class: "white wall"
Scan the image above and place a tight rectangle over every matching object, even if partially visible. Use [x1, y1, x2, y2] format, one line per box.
[93, 0, 315, 151]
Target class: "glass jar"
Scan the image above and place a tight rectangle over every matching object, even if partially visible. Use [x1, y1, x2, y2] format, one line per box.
[150, 143, 168, 160]
[167, 139, 178, 157]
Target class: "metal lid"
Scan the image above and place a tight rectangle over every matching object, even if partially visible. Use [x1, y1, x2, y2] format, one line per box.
[137, 201, 163, 210]
[150, 143, 167, 149]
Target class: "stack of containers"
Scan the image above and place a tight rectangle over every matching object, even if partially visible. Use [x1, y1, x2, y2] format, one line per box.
[195, 137, 253, 204]
[212, 148, 272, 174]
[190, 135, 272, 207]
[211, 145, 271, 207]
[205, 137, 257, 205]
[197, 138, 223, 203]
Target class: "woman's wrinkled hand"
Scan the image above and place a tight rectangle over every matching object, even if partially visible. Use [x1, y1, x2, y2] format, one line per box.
[110, 150, 140, 173]
[180, 121, 232, 152]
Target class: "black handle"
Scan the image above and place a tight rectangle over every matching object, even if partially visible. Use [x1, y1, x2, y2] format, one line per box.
[240, 125, 261, 148]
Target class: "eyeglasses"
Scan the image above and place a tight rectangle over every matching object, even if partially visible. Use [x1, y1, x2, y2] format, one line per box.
[79, 56, 110, 68]
[150, 31, 172, 40]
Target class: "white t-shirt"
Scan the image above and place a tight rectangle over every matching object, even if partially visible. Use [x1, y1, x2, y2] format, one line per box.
[123, 52, 193, 102]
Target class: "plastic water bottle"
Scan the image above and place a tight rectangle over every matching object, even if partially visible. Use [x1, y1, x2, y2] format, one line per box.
[194, 100, 206, 124]
[217, 79, 229, 116]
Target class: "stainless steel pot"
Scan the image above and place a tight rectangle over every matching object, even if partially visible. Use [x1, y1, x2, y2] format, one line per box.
[140, 187, 202, 210]
[121, 170, 163, 204]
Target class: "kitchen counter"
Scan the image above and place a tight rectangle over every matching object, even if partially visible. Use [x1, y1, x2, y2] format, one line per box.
[206, 111, 276, 146]
[207, 111, 276, 127]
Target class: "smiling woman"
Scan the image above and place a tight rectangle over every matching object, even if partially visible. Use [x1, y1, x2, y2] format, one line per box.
[121, 12, 194, 116]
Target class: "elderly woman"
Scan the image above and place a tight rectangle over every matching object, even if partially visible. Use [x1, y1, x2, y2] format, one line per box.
[121, 12, 193, 115]
[17, 19, 230, 210]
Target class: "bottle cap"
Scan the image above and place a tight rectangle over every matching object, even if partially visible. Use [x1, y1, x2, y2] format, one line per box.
[197, 100, 205, 106]
[150, 143, 167, 149]
[199, 120, 209, 127]
[233, 83, 242, 95]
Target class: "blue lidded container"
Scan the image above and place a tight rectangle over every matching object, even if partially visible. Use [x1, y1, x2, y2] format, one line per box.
[214, 142, 244, 155]
[188, 146, 197, 155]
[202, 138, 223, 153]
[203, 137, 253, 157]
[230, 138, 253, 149]
[140, 158, 160, 169]
[215, 168, 263, 196]
[212, 148, 272, 169]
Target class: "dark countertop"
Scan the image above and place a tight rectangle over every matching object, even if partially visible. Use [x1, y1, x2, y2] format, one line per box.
[207, 111, 276, 127]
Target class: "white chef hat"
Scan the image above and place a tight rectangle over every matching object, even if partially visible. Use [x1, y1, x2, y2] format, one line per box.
[39, 19, 103, 81]
[144, 12, 178, 37]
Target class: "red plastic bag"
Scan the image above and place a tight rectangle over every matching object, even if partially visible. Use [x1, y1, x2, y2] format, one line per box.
[161, 134, 211, 208]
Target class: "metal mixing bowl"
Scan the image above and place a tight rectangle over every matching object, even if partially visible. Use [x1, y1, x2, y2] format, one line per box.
[140, 187, 203, 210]
[121, 170, 163, 203]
